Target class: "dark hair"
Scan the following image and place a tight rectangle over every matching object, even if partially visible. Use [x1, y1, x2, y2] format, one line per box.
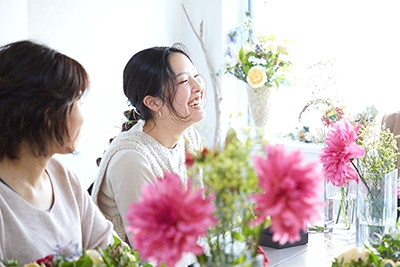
[0, 40, 89, 160]
[123, 43, 203, 127]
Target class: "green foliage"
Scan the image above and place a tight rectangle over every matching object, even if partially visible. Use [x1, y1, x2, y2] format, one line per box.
[1, 236, 148, 267]
[188, 127, 268, 265]
[357, 124, 399, 176]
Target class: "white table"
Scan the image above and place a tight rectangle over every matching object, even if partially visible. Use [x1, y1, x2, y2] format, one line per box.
[262, 232, 357, 267]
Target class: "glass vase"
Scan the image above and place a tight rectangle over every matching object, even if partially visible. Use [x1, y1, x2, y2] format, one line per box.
[324, 180, 357, 243]
[356, 169, 398, 246]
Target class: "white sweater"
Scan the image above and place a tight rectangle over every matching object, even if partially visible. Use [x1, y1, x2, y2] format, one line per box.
[0, 158, 114, 266]
[91, 120, 203, 245]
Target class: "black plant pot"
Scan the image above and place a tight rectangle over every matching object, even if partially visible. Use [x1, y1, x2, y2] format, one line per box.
[259, 227, 308, 249]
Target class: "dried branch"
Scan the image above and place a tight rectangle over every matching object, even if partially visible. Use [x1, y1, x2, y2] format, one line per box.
[182, 4, 222, 149]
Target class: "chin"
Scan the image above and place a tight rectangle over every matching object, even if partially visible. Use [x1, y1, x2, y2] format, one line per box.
[193, 111, 206, 123]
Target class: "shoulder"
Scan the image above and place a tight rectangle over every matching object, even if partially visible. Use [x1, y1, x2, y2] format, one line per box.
[47, 157, 81, 189]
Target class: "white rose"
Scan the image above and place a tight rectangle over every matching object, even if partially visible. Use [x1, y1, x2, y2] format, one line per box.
[246, 66, 267, 89]
[85, 249, 104, 266]
[277, 44, 289, 55]
[336, 247, 369, 265]
[255, 30, 273, 43]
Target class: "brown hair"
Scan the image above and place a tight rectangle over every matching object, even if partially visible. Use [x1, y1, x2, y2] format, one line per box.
[122, 43, 205, 127]
[0, 40, 89, 159]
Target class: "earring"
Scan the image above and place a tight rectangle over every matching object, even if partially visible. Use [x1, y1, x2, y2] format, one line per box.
[157, 111, 162, 118]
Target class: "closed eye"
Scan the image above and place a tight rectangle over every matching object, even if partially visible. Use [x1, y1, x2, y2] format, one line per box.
[179, 79, 188, 85]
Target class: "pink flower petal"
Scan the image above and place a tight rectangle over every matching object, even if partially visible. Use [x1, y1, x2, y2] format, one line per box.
[251, 144, 323, 245]
[125, 172, 217, 267]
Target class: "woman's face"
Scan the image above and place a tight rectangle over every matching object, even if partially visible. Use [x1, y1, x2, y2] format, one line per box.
[62, 98, 84, 154]
[168, 52, 206, 124]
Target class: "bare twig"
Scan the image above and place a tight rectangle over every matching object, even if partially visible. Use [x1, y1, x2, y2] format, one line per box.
[182, 4, 222, 149]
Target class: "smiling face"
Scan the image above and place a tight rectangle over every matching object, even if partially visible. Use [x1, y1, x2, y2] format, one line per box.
[167, 52, 206, 125]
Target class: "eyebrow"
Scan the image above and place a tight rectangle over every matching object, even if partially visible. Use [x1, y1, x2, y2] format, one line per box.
[176, 71, 189, 77]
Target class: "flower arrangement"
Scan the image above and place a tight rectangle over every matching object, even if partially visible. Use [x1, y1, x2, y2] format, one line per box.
[331, 231, 400, 266]
[124, 127, 323, 266]
[0, 236, 149, 267]
[320, 117, 399, 247]
[1, 128, 324, 267]
[223, 12, 292, 90]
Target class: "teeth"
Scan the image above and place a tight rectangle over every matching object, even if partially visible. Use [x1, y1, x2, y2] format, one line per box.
[189, 100, 200, 107]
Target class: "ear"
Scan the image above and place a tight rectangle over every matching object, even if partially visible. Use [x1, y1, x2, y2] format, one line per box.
[143, 95, 163, 112]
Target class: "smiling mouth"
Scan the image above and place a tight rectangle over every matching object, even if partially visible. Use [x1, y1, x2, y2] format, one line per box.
[189, 99, 201, 107]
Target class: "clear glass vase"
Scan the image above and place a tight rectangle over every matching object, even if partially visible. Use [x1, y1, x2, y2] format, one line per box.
[324, 180, 357, 243]
[356, 169, 398, 246]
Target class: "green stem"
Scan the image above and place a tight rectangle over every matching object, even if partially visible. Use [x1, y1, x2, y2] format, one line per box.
[339, 187, 349, 227]
[350, 160, 383, 216]
[253, 221, 266, 257]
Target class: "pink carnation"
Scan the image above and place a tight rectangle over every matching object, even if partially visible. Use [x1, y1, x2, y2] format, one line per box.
[319, 120, 365, 187]
[125, 172, 217, 267]
[251, 144, 323, 245]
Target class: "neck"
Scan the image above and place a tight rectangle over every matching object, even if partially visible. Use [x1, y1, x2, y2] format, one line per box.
[0, 152, 49, 187]
[0, 152, 54, 210]
[143, 119, 187, 148]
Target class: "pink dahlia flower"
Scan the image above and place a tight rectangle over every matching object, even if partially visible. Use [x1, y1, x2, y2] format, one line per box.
[125, 172, 217, 267]
[251, 144, 323, 245]
[319, 120, 365, 187]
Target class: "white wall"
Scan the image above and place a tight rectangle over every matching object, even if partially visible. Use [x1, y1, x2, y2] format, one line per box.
[0, 0, 28, 43]
[0, 0, 226, 188]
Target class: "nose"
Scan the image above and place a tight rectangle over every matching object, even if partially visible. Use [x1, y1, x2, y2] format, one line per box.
[190, 76, 204, 93]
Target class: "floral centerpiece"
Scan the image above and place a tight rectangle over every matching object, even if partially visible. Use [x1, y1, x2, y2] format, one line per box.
[1, 236, 150, 267]
[222, 12, 292, 127]
[320, 117, 399, 248]
[331, 231, 400, 266]
[125, 127, 323, 266]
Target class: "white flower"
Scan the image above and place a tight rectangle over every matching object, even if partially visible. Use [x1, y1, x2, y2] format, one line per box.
[246, 66, 267, 89]
[248, 56, 267, 66]
[255, 30, 274, 43]
[277, 44, 289, 55]
[85, 250, 104, 266]
[336, 247, 369, 265]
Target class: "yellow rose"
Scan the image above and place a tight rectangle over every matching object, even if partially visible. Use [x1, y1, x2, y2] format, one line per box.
[85, 249, 104, 266]
[246, 66, 267, 89]
[23, 263, 41, 267]
[336, 247, 369, 265]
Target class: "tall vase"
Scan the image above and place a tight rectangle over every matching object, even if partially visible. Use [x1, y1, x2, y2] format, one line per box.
[246, 84, 271, 128]
[356, 169, 398, 246]
[324, 180, 357, 243]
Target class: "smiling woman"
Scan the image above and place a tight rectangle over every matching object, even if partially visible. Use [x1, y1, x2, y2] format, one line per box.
[90, 44, 206, 261]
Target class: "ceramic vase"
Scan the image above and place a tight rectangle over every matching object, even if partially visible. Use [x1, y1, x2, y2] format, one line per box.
[246, 84, 271, 128]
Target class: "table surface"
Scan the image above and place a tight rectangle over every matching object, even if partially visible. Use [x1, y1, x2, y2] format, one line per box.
[262, 231, 357, 267]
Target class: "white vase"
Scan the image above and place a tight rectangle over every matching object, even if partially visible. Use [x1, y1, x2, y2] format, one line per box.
[246, 84, 271, 128]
